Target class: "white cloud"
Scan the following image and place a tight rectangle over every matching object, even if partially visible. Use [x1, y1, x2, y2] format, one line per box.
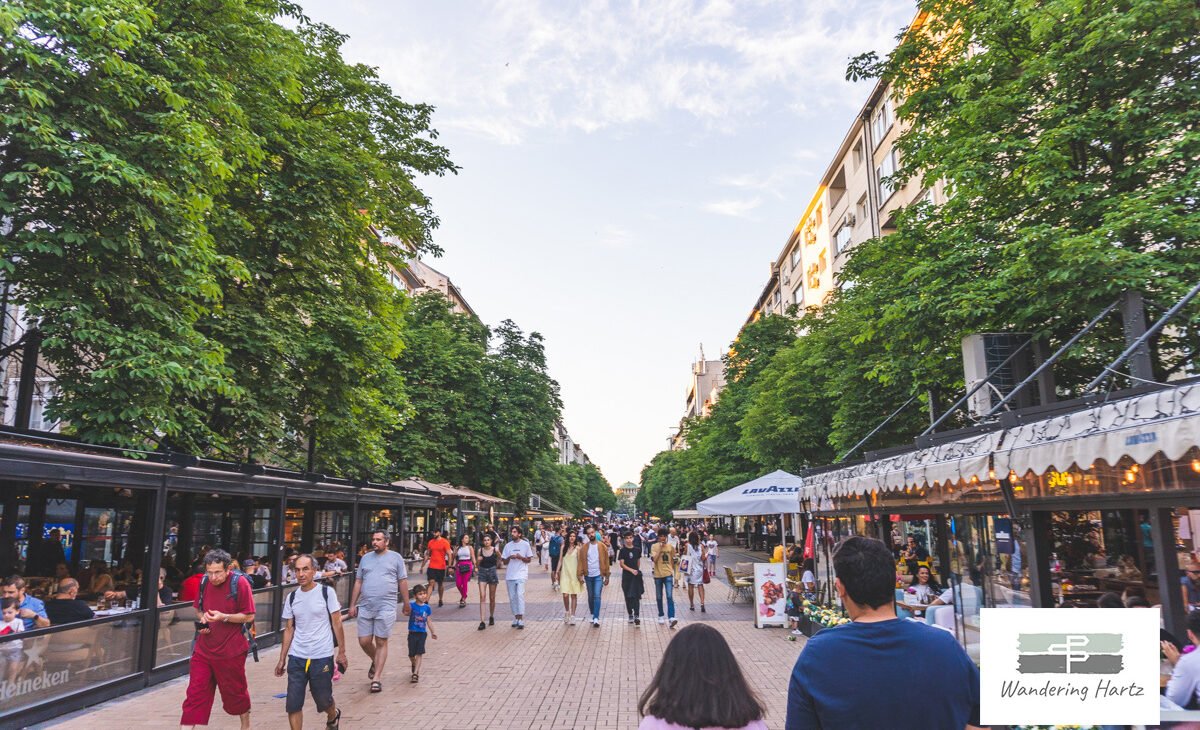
[703, 197, 762, 218]
[595, 224, 635, 249]
[353, 0, 915, 144]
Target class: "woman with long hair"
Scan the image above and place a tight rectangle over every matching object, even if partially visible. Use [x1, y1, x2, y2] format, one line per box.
[908, 564, 941, 604]
[683, 532, 707, 613]
[476, 533, 499, 630]
[454, 533, 476, 608]
[555, 529, 585, 625]
[638, 623, 767, 730]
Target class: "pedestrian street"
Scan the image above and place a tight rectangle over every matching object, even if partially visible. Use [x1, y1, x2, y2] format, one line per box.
[37, 548, 801, 730]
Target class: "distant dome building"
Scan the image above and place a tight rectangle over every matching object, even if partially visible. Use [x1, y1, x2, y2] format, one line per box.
[615, 482, 639, 500]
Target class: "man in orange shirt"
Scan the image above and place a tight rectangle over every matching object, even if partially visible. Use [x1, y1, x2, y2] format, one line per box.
[424, 528, 453, 608]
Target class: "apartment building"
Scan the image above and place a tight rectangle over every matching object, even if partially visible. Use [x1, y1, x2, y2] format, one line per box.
[553, 419, 591, 466]
[747, 12, 944, 323]
[669, 349, 727, 450]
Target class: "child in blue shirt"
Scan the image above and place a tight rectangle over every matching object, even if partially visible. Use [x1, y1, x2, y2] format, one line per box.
[407, 584, 437, 683]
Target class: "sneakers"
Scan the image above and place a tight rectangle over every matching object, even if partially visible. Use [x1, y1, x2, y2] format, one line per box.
[489, 616, 494, 626]
[669, 618, 678, 629]
[516, 621, 525, 629]
[563, 612, 570, 624]
[592, 618, 600, 628]
[628, 615, 635, 624]
[634, 617, 641, 626]
[569, 615, 577, 625]
[700, 605, 706, 613]
[478, 621, 486, 630]
[657, 616, 666, 625]
[511, 620, 519, 628]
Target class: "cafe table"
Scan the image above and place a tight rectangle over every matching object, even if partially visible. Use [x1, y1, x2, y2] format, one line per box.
[896, 599, 929, 617]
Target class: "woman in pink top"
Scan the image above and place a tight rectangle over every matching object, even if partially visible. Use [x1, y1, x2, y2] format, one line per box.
[638, 623, 768, 730]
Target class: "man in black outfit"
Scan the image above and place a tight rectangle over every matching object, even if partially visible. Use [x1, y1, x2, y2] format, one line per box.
[45, 578, 95, 624]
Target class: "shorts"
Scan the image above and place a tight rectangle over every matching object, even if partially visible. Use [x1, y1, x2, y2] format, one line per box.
[427, 567, 446, 584]
[356, 610, 396, 638]
[285, 655, 334, 714]
[477, 566, 499, 585]
[407, 631, 427, 657]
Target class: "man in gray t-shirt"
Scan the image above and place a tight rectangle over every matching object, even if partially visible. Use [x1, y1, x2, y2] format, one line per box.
[348, 530, 409, 692]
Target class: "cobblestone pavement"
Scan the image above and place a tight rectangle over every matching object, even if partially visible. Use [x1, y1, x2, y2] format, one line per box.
[39, 547, 802, 730]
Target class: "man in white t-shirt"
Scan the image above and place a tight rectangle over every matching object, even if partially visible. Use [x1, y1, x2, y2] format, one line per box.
[501, 526, 535, 629]
[276, 554, 347, 729]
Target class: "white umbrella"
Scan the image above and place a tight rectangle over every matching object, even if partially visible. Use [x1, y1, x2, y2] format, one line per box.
[696, 469, 804, 515]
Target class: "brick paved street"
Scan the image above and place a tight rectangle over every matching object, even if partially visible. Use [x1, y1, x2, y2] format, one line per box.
[39, 549, 803, 730]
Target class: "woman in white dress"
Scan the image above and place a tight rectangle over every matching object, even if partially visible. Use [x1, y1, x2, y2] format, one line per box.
[683, 532, 707, 613]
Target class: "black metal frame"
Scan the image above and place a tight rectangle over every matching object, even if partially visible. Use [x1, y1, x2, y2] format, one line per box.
[0, 434, 436, 726]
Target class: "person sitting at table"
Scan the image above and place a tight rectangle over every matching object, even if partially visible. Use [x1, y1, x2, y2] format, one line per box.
[45, 578, 95, 625]
[1122, 595, 1186, 650]
[1182, 562, 1200, 612]
[241, 558, 267, 589]
[900, 536, 929, 575]
[50, 561, 72, 594]
[0, 575, 49, 630]
[1163, 610, 1200, 709]
[105, 568, 174, 607]
[800, 559, 817, 601]
[907, 565, 942, 604]
[1116, 554, 1143, 581]
[113, 559, 136, 585]
[1096, 591, 1124, 608]
[88, 562, 115, 597]
[177, 563, 205, 603]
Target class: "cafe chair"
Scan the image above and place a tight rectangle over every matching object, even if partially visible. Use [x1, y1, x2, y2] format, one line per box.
[724, 566, 753, 604]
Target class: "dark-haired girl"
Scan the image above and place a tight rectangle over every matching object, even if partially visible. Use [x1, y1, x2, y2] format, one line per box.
[638, 623, 767, 730]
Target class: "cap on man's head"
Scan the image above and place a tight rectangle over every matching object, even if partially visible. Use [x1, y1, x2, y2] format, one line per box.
[243, 558, 256, 566]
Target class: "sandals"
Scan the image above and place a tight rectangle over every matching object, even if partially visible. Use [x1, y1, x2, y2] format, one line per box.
[411, 673, 419, 683]
[369, 681, 382, 693]
[367, 661, 375, 680]
[327, 707, 342, 730]
[459, 599, 467, 608]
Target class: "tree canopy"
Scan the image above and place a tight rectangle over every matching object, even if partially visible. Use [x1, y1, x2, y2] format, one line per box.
[641, 0, 1200, 514]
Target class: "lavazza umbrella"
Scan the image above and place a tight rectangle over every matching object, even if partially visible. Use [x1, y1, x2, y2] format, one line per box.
[695, 469, 804, 516]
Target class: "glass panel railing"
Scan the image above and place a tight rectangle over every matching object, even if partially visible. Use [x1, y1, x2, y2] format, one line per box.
[154, 602, 198, 666]
[253, 587, 278, 640]
[0, 613, 143, 717]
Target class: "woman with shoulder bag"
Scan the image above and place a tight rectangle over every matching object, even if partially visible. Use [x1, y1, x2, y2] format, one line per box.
[684, 532, 707, 613]
[454, 534, 475, 608]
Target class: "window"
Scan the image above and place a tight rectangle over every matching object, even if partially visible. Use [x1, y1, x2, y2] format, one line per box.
[834, 224, 852, 257]
[871, 99, 893, 148]
[856, 195, 868, 228]
[852, 139, 864, 169]
[789, 247, 801, 270]
[877, 149, 899, 203]
[792, 286, 804, 307]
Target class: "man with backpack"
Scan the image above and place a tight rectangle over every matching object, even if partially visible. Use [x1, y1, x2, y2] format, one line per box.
[276, 554, 346, 729]
[180, 549, 257, 730]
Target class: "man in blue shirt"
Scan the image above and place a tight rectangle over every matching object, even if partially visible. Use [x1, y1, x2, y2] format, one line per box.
[2, 575, 50, 630]
[786, 536, 981, 730]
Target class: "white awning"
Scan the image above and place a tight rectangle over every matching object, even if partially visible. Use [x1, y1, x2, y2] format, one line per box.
[672, 509, 703, 520]
[696, 470, 804, 515]
[996, 383, 1200, 476]
[804, 431, 998, 498]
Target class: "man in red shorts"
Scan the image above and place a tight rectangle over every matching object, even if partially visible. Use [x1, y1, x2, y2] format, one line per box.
[180, 549, 256, 729]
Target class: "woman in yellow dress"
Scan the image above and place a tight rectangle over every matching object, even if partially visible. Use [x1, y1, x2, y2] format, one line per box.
[555, 530, 585, 625]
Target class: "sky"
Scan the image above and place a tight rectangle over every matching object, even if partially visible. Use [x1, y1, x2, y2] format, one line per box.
[296, 0, 916, 487]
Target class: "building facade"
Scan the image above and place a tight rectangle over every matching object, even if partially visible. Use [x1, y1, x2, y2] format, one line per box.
[670, 349, 727, 450]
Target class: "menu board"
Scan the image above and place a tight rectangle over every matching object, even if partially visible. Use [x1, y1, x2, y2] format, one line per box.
[753, 563, 788, 629]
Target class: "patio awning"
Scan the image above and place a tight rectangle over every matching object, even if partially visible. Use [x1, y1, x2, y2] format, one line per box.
[804, 382, 1200, 501]
[995, 383, 1200, 476]
[805, 431, 998, 498]
[696, 470, 804, 515]
[672, 509, 703, 520]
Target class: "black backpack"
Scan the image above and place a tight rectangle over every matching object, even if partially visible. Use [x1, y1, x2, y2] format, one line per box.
[286, 583, 338, 648]
[197, 570, 259, 662]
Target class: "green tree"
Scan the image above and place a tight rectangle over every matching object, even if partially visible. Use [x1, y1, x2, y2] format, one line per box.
[1, 0, 261, 447]
[387, 292, 490, 483]
[837, 0, 1200, 423]
[580, 462, 616, 512]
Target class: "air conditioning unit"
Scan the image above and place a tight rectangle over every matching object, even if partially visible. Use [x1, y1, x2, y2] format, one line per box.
[845, 213, 857, 226]
[962, 333, 1035, 418]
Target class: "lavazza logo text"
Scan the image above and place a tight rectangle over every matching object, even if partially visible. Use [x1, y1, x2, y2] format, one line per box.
[980, 608, 1159, 726]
